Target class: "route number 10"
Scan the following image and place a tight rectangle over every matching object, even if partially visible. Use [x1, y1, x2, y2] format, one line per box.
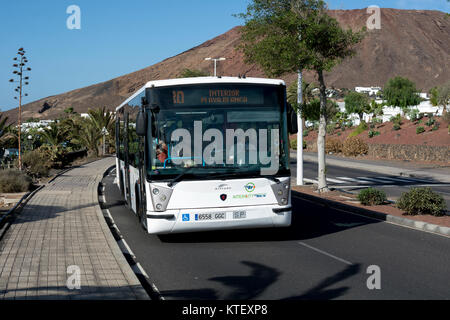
[173, 91, 184, 104]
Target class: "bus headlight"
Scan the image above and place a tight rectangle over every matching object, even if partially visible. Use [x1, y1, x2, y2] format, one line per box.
[150, 184, 173, 212]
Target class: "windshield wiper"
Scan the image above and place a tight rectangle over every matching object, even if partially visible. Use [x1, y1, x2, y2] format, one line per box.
[167, 167, 281, 187]
[167, 168, 195, 187]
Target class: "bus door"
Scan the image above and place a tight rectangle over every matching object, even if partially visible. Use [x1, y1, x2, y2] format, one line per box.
[124, 111, 131, 206]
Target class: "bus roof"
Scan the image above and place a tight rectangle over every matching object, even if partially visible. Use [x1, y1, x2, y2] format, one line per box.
[116, 77, 285, 111]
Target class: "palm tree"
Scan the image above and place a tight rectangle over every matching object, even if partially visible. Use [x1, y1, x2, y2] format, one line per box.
[0, 114, 16, 149]
[287, 80, 316, 111]
[88, 106, 114, 133]
[41, 122, 65, 146]
[77, 119, 102, 157]
[87, 106, 115, 153]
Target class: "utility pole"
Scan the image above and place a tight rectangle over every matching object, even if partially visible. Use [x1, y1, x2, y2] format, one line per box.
[205, 57, 226, 77]
[9, 48, 31, 171]
[297, 70, 303, 186]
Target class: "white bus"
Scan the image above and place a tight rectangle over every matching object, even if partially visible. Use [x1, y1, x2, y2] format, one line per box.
[115, 77, 297, 234]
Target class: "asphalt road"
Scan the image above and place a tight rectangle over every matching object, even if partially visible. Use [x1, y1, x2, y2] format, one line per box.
[290, 158, 450, 212]
[102, 171, 450, 300]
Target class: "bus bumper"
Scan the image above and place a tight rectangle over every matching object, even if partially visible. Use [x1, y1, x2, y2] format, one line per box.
[145, 205, 292, 234]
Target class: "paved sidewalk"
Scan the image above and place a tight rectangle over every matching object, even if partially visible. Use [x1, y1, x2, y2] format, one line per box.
[0, 158, 149, 300]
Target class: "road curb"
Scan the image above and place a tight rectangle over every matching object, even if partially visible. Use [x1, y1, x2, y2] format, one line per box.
[95, 162, 150, 300]
[98, 166, 162, 300]
[292, 190, 450, 238]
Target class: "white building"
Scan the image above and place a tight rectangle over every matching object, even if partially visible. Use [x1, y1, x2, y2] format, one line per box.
[337, 100, 444, 126]
[21, 120, 55, 132]
[355, 86, 381, 97]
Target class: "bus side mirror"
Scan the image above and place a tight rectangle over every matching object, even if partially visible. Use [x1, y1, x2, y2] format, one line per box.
[136, 110, 147, 136]
[287, 103, 298, 134]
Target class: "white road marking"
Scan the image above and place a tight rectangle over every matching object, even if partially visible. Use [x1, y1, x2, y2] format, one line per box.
[336, 177, 359, 182]
[298, 241, 353, 265]
[336, 183, 450, 189]
[355, 177, 387, 183]
[326, 178, 347, 184]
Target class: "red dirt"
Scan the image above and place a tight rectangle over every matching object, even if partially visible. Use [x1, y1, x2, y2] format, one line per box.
[298, 118, 450, 147]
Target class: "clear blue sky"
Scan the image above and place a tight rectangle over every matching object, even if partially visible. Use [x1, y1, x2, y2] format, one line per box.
[1, 0, 449, 111]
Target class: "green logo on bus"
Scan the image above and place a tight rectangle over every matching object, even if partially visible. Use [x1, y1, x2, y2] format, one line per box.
[244, 182, 256, 193]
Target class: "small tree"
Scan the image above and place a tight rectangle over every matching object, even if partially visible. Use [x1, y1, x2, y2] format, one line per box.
[384, 76, 421, 111]
[436, 81, 450, 113]
[237, 0, 365, 192]
[287, 80, 316, 109]
[344, 91, 371, 122]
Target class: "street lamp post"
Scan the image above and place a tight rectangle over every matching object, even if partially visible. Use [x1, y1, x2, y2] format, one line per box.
[204, 57, 226, 77]
[9, 47, 31, 171]
[297, 70, 304, 186]
[101, 127, 109, 156]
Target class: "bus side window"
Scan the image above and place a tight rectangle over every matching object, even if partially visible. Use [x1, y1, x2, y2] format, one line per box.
[128, 110, 139, 168]
[118, 115, 125, 161]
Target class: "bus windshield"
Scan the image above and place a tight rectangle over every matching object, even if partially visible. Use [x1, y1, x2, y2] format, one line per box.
[145, 84, 290, 180]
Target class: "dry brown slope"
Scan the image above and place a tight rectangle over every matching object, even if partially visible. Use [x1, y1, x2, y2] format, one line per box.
[4, 8, 449, 123]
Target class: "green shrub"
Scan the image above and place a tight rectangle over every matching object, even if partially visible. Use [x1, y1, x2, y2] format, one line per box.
[407, 109, 422, 122]
[343, 136, 368, 156]
[432, 124, 439, 131]
[0, 169, 32, 193]
[358, 188, 387, 206]
[290, 138, 297, 150]
[393, 123, 401, 131]
[368, 130, 380, 138]
[39, 145, 69, 168]
[326, 138, 343, 154]
[397, 187, 446, 216]
[349, 121, 368, 137]
[426, 118, 435, 127]
[22, 149, 52, 178]
[337, 132, 341, 136]
[416, 126, 425, 134]
[442, 111, 450, 125]
[390, 114, 402, 125]
[326, 123, 336, 135]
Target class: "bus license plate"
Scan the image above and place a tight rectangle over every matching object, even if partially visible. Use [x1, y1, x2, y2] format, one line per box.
[233, 211, 247, 219]
[196, 213, 226, 221]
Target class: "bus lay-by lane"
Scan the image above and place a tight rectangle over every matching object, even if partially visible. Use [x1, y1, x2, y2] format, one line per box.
[102, 172, 450, 300]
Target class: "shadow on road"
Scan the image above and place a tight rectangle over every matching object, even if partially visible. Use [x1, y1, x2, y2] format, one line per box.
[158, 196, 381, 243]
[160, 260, 280, 300]
[283, 264, 361, 300]
[160, 260, 361, 300]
